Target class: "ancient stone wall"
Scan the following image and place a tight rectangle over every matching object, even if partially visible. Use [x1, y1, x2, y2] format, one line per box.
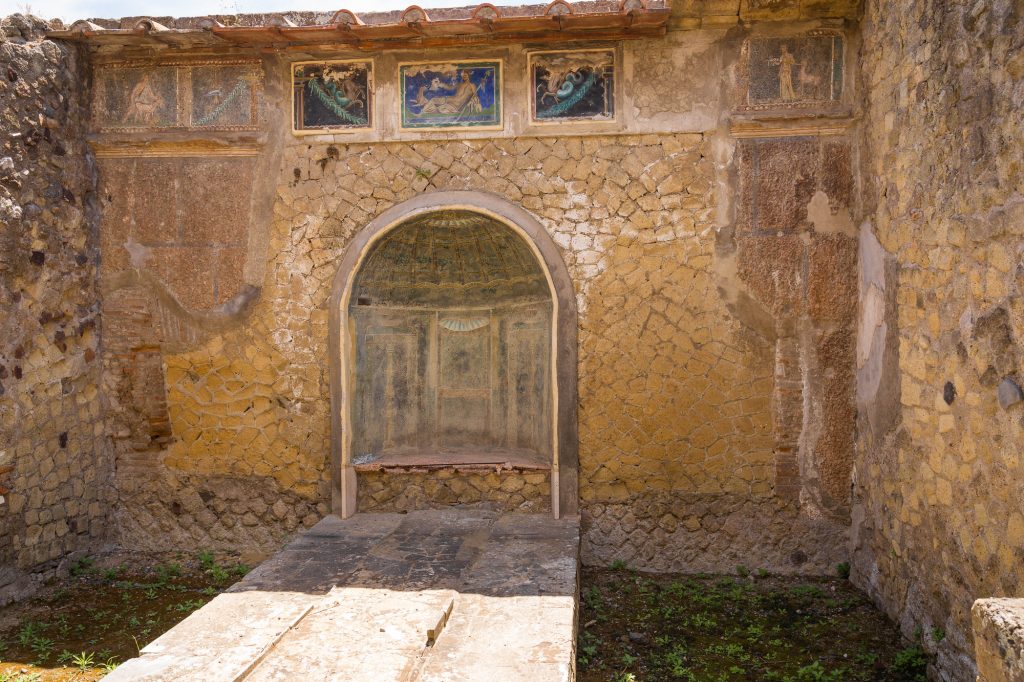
[0, 16, 111, 603]
[852, 0, 1024, 678]
[85, 19, 860, 573]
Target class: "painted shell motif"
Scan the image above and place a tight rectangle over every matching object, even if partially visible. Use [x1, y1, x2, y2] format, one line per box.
[440, 317, 490, 332]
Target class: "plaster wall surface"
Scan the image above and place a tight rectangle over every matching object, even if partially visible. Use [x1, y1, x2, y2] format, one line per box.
[852, 0, 1024, 678]
[0, 16, 112, 603]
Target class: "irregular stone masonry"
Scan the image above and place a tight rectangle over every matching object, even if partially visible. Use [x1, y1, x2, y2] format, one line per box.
[852, 0, 1024, 679]
[0, 15, 111, 603]
[121, 130, 850, 573]
[357, 471, 551, 513]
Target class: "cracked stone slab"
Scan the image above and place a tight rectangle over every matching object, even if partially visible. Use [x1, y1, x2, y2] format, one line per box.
[104, 511, 579, 682]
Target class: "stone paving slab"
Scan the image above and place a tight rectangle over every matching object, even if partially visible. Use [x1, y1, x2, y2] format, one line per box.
[105, 510, 579, 682]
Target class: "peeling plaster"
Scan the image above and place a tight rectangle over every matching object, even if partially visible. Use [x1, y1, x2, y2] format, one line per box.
[807, 190, 857, 237]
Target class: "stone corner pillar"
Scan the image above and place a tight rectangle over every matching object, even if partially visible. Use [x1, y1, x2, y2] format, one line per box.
[972, 598, 1024, 682]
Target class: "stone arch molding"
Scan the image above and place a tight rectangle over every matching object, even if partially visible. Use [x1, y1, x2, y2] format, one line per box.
[328, 191, 579, 519]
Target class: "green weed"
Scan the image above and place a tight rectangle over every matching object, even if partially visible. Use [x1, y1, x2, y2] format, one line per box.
[892, 645, 927, 681]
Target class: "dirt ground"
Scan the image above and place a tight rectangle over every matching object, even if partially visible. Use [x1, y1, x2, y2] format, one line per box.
[0, 556, 930, 682]
[577, 565, 929, 682]
[0, 551, 251, 682]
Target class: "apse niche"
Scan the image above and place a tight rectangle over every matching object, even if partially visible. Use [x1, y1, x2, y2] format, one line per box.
[349, 210, 553, 470]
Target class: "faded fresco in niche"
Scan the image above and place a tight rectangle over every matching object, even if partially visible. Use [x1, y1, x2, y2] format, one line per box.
[93, 61, 261, 132]
[292, 60, 372, 133]
[740, 32, 844, 110]
[529, 50, 615, 123]
[349, 210, 552, 467]
[400, 61, 502, 130]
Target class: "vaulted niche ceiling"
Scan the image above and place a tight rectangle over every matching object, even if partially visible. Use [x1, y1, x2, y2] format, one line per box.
[352, 210, 549, 308]
[349, 210, 553, 468]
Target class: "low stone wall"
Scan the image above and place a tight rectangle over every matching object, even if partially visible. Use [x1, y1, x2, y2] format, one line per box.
[114, 463, 323, 557]
[583, 493, 847, 574]
[0, 16, 111, 603]
[357, 471, 551, 513]
[973, 599, 1024, 682]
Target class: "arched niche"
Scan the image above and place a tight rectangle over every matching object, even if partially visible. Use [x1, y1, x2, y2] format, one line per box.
[329, 191, 578, 519]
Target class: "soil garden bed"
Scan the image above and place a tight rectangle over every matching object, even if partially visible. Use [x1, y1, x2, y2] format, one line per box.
[0, 552, 251, 682]
[577, 564, 929, 682]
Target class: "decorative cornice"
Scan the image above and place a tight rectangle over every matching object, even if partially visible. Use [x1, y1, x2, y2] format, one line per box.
[91, 139, 262, 157]
[729, 116, 856, 138]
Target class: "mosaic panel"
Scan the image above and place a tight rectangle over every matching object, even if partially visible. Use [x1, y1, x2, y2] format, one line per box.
[740, 32, 844, 110]
[92, 60, 261, 132]
[292, 60, 372, 133]
[400, 61, 502, 130]
[190, 64, 259, 128]
[529, 50, 615, 123]
[94, 66, 177, 130]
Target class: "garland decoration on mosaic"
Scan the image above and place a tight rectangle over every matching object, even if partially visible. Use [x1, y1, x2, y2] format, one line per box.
[537, 70, 598, 118]
[307, 78, 368, 125]
[193, 79, 249, 126]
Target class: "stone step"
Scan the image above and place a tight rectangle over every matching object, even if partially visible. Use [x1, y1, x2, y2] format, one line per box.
[105, 510, 579, 682]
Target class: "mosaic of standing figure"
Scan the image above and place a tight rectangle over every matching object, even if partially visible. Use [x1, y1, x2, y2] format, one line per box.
[740, 32, 844, 109]
[292, 60, 372, 133]
[400, 61, 502, 129]
[95, 66, 177, 130]
[529, 50, 615, 123]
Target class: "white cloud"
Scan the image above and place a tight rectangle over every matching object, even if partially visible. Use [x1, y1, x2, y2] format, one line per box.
[11, 0, 524, 23]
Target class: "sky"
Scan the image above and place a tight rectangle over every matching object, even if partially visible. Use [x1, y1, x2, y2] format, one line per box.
[4, 0, 518, 22]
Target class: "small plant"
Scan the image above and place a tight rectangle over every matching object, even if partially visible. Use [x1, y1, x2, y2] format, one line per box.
[208, 564, 230, 582]
[156, 562, 182, 583]
[171, 599, 207, 613]
[415, 167, 434, 180]
[197, 550, 216, 571]
[71, 650, 96, 671]
[609, 559, 628, 571]
[892, 645, 928, 681]
[17, 621, 43, 647]
[102, 656, 120, 672]
[931, 626, 946, 643]
[836, 562, 851, 579]
[664, 644, 693, 679]
[577, 630, 600, 667]
[29, 635, 55, 663]
[736, 565, 749, 578]
[69, 556, 94, 577]
[795, 660, 844, 682]
[756, 568, 770, 579]
[790, 584, 826, 599]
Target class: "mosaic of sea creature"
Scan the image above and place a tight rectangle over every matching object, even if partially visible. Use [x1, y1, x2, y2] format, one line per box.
[293, 60, 372, 131]
[530, 50, 614, 122]
[400, 61, 501, 129]
[192, 65, 259, 127]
